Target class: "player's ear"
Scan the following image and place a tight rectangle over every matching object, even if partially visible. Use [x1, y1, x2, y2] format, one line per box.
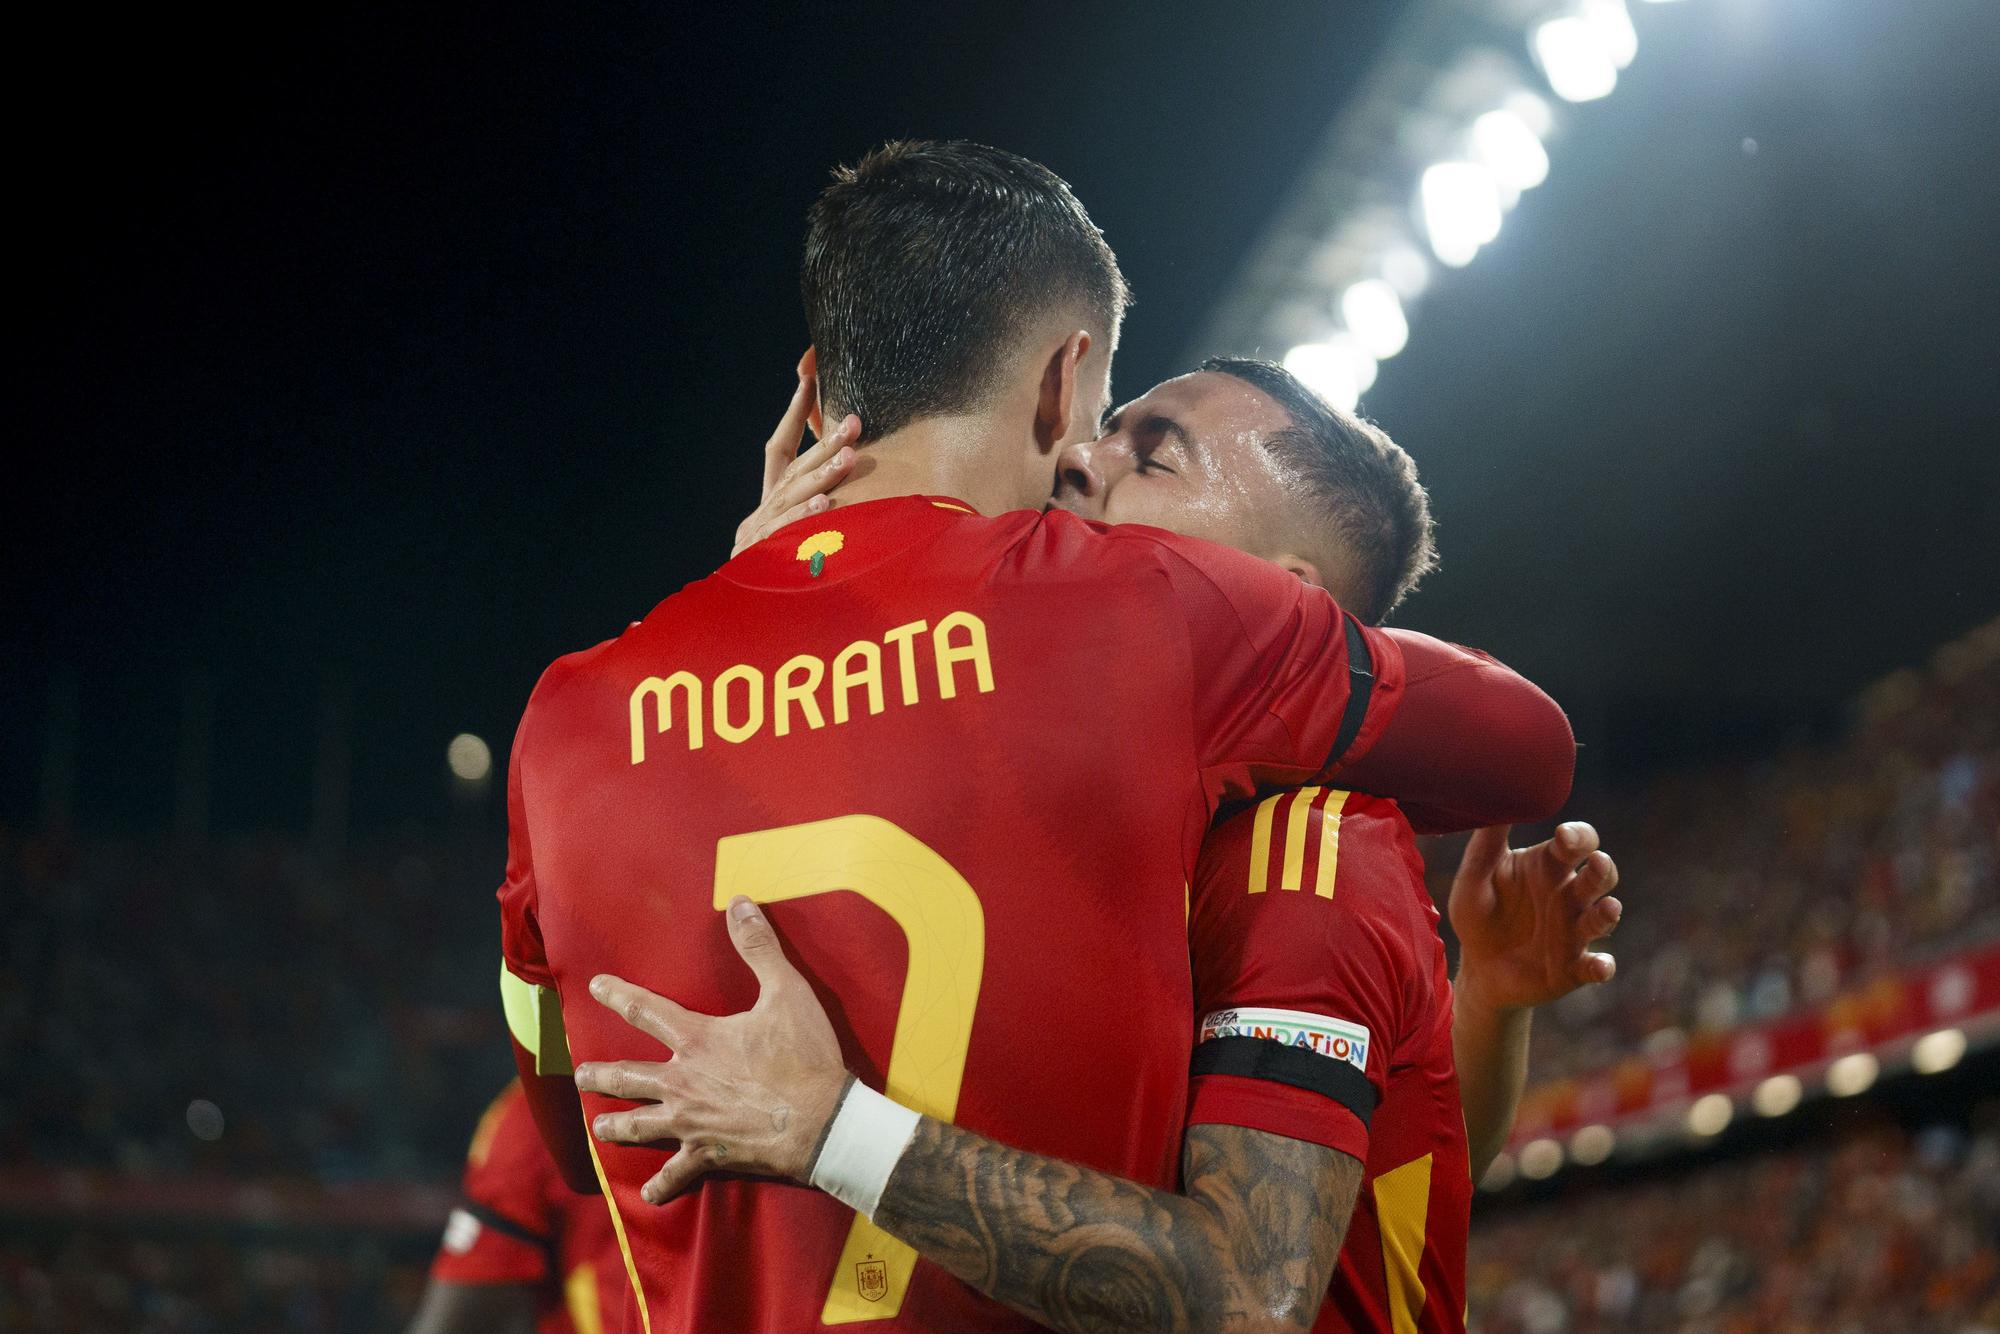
[800, 346, 825, 440]
[1272, 553, 1327, 590]
[1035, 330, 1091, 451]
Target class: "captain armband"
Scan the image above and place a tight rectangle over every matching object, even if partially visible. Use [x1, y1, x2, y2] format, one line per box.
[1192, 1007, 1379, 1126]
[500, 962, 573, 1077]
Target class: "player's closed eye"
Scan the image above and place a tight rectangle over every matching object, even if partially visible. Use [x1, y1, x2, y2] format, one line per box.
[1138, 454, 1177, 476]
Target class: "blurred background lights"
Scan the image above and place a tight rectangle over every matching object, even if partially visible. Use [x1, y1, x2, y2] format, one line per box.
[1533, 16, 1619, 102]
[1472, 109, 1551, 192]
[1378, 243, 1432, 301]
[1519, 1137, 1565, 1180]
[1570, 1123, 1616, 1166]
[1283, 337, 1377, 412]
[186, 1099, 224, 1142]
[446, 732, 492, 782]
[1754, 1073, 1804, 1118]
[1827, 1052, 1880, 1097]
[1419, 161, 1504, 268]
[1581, 0, 1639, 69]
[1338, 279, 1409, 359]
[1687, 1093, 1733, 1137]
[1912, 1028, 1967, 1075]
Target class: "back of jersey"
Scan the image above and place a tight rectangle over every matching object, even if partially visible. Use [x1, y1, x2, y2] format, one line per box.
[500, 495, 1391, 1331]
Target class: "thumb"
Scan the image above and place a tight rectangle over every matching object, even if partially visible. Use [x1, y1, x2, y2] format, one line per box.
[1455, 825, 1511, 890]
[724, 895, 794, 992]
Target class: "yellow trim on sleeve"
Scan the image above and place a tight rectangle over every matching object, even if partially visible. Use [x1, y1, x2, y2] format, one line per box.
[1314, 789, 1349, 899]
[564, 1262, 604, 1334]
[1246, 794, 1280, 893]
[500, 962, 573, 1076]
[1279, 785, 1321, 891]
[1373, 1152, 1434, 1334]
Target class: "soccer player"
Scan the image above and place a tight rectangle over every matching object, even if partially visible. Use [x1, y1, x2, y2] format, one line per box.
[581, 360, 1620, 1332]
[501, 141, 1573, 1330]
[407, 1082, 622, 1334]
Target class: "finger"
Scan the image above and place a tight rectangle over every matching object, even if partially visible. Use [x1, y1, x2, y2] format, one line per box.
[767, 435, 857, 516]
[762, 374, 817, 499]
[1566, 850, 1619, 910]
[1580, 895, 1622, 942]
[774, 414, 858, 494]
[1455, 825, 1511, 889]
[1541, 821, 1599, 878]
[723, 895, 799, 993]
[589, 974, 704, 1050]
[1575, 951, 1616, 985]
[641, 1146, 717, 1206]
[590, 1105, 683, 1146]
[574, 1060, 671, 1103]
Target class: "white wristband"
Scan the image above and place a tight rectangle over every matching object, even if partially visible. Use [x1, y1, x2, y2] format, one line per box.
[808, 1080, 922, 1221]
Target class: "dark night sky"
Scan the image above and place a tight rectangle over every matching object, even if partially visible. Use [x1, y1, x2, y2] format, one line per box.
[11, 0, 1999, 835]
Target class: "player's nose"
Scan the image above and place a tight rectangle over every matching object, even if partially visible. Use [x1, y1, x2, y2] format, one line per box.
[1056, 437, 1108, 502]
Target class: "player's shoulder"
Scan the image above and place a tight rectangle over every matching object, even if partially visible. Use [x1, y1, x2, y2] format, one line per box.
[1203, 787, 1426, 917]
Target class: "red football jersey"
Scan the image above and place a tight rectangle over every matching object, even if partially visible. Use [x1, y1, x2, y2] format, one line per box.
[430, 1081, 624, 1334]
[1188, 789, 1472, 1334]
[498, 496, 1542, 1332]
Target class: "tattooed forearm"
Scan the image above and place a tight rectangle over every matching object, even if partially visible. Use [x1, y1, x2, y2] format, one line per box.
[871, 1120, 1361, 1334]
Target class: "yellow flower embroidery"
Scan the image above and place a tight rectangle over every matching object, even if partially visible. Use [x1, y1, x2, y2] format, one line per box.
[795, 530, 845, 562]
[796, 530, 844, 577]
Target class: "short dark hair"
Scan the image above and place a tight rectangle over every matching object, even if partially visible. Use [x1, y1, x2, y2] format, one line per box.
[1198, 356, 1438, 623]
[802, 140, 1130, 440]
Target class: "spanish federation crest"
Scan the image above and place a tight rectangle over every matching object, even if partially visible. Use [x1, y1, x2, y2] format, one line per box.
[855, 1257, 888, 1302]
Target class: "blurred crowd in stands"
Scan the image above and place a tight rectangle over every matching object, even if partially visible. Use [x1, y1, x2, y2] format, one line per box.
[0, 829, 509, 1182]
[1469, 1114, 2000, 1332]
[1437, 617, 2000, 1083]
[0, 1232, 427, 1333]
[0, 617, 1994, 1329]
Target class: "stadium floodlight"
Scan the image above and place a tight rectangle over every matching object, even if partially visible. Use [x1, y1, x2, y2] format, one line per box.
[1532, 16, 1618, 102]
[1569, 1123, 1616, 1166]
[1380, 243, 1432, 301]
[1826, 1051, 1880, 1097]
[1419, 161, 1504, 268]
[1283, 336, 1378, 411]
[1686, 1093, 1733, 1137]
[447, 732, 493, 782]
[1911, 1027, 1967, 1075]
[1518, 1137, 1565, 1180]
[1753, 1073, 1803, 1118]
[1581, 0, 1639, 69]
[1472, 109, 1551, 192]
[1339, 279, 1410, 360]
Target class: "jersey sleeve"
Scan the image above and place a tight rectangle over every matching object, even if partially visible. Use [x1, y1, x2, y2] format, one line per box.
[1145, 531, 1574, 829]
[429, 1083, 559, 1286]
[1184, 791, 1430, 1162]
[497, 713, 555, 990]
[1144, 532, 1406, 806]
[1336, 631, 1575, 833]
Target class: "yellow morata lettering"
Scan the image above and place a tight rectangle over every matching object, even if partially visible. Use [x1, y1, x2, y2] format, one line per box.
[932, 610, 995, 700]
[774, 654, 826, 737]
[628, 671, 703, 762]
[881, 620, 928, 706]
[831, 640, 885, 724]
[712, 664, 764, 744]
[626, 612, 993, 760]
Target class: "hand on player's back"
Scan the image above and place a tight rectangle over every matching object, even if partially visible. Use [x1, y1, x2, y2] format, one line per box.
[574, 897, 850, 1203]
[731, 364, 861, 556]
[1449, 822, 1622, 1012]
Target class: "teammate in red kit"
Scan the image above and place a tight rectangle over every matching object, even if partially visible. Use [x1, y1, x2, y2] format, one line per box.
[504, 141, 1573, 1331]
[407, 1082, 622, 1334]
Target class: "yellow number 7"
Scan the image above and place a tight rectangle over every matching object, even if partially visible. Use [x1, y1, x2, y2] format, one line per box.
[714, 814, 985, 1323]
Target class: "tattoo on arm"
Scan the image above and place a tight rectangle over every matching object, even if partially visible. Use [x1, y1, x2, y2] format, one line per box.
[872, 1119, 1362, 1334]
